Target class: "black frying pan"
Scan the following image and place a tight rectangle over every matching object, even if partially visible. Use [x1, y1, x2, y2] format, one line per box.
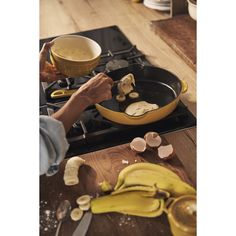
[95, 64, 188, 125]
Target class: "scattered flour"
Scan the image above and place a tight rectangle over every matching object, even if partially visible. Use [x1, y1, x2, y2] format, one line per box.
[118, 215, 135, 228]
[40, 201, 58, 233]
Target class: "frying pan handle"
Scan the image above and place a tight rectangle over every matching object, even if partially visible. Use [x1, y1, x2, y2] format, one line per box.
[180, 80, 188, 93]
[51, 89, 77, 99]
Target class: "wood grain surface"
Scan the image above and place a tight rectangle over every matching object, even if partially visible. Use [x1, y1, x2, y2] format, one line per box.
[40, 137, 195, 236]
[151, 15, 196, 71]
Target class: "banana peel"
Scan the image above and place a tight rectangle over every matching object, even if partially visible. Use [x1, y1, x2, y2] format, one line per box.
[114, 163, 181, 190]
[121, 199, 164, 217]
[112, 185, 170, 199]
[119, 169, 196, 197]
[111, 185, 157, 196]
[91, 163, 195, 218]
[115, 163, 196, 197]
[91, 191, 161, 214]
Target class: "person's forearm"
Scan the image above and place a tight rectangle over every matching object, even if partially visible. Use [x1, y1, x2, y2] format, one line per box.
[52, 93, 91, 133]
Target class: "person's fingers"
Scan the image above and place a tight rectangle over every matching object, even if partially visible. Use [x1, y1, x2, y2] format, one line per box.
[39, 41, 54, 59]
[102, 88, 112, 100]
[40, 41, 54, 55]
[40, 41, 54, 70]
[40, 71, 58, 82]
[107, 83, 112, 91]
[44, 62, 61, 75]
[51, 66, 58, 73]
[107, 91, 112, 100]
[107, 78, 114, 87]
[96, 72, 113, 85]
[101, 73, 113, 85]
[97, 72, 106, 77]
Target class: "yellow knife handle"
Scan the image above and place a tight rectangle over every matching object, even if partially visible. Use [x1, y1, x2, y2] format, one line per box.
[51, 89, 77, 99]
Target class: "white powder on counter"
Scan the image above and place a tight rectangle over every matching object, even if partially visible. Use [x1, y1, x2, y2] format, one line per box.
[118, 215, 136, 228]
[40, 202, 58, 234]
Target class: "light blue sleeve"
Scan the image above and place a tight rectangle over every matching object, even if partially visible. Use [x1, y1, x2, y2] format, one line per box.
[40, 115, 69, 176]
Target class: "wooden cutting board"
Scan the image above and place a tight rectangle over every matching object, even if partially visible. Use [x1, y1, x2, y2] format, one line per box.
[40, 137, 195, 236]
[151, 15, 196, 71]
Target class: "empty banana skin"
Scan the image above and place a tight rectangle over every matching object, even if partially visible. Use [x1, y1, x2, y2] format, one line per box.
[91, 163, 195, 218]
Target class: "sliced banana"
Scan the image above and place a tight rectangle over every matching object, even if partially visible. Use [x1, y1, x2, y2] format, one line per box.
[76, 195, 91, 205]
[129, 92, 139, 99]
[70, 208, 83, 221]
[79, 202, 91, 211]
[116, 94, 126, 102]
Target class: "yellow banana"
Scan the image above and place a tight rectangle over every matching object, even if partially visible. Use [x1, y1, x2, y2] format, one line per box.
[91, 191, 161, 214]
[114, 163, 181, 190]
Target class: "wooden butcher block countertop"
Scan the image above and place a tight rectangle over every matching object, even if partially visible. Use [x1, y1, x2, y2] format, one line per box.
[40, 137, 195, 236]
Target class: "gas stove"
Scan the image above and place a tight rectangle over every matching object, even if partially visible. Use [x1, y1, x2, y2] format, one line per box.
[40, 25, 196, 157]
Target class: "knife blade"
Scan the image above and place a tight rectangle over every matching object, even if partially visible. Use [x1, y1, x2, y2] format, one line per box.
[72, 211, 92, 236]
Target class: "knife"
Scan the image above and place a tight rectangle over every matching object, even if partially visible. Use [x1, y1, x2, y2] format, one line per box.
[72, 211, 92, 236]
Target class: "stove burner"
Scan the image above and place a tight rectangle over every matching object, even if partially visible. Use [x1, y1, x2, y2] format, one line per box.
[106, 59, 129, 71]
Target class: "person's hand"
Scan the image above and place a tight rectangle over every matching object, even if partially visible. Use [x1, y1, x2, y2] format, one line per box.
[74, 72, 114, 107]
[40, 41, 65, 82]
[52, 72, 113, 132]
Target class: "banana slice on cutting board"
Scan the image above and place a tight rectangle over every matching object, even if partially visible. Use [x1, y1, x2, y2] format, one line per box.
[76, 195, 91, 205]
[79, 202, 91, 211]
[70, 208, 83, 221]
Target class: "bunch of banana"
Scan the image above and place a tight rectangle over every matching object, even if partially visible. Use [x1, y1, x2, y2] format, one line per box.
[91, 163, 196, 217]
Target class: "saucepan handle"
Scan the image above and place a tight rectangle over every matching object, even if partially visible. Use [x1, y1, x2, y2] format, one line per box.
[180, 80, 188, 94]
[163, 197, 175, 213]
[51, 89, 77, 99]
